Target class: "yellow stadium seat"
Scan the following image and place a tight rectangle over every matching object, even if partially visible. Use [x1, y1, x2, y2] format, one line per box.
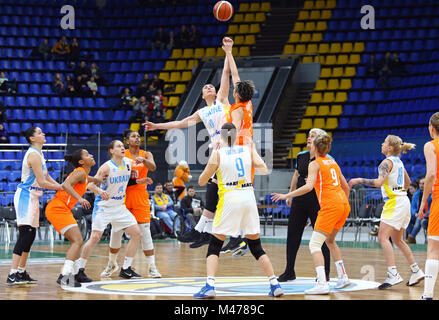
[165, 108, 173, 120]
[182, 48, 194, 59]
[233, 13, 244, 23]
[313, 118, 325, 128]
[238, 24, 250, 34]
[320, 67, 331, 77]
[303, 0, 313, 9]
[260, 2, 271, 11]
[293, 22, 305, 32]
[249, 24, 260, 33]
[205, 47, 216, 57]
[283, 45, 294, 55]
[174, 84, 186, 94]
[305, 22, 316, 31]
[312, 33, 323, 42]
[305, 106, 317, 116]
[315, 79, 327, 91]
[299, 118, 313, 130]
[163, 60, 176, 70]
[353, 42, 365, 52]
[168, 96, 180, 107]
[337, 54, 349, 64]
[332, 67, 343, 77]
[326, 0, 336, 8]
[329, 43, 341, 53]
[315, 55, 324, 63]
[216, 47, 226, 57]
[130, 123, 140, 132]
[194, 48, 205, 59]
[318, 43, 329, 54]
[302, 56, 314, 63]
[187, 59, 198, 69]
[340, 79, 352, 90]
[169, 72, 181, 82]
[171, 48, 182, 59]
[244, 13, 256, 22]
[239, 46, 250, 56]
[349, 54, 361, 64]
[325, 118, 338, 129]
[292, 147, 302, 159]
[335, 91, 347, 102]
[244, 34, 256, 45]
[249, 2, 260, 11]
[298, 11, 309, 20]
[238, 3, 249, 12]
[318, 105, 330, 116]
[234, 35, 245, 45]
[164, 83, 175, 94]
[330, 105, 343, 116]
[288, 33, 299, 43]
[309, 92, 322, 103]
[295, 44, 306, 54]
[300, 33, 311, 42]
[341, 42, 353, 53]
[181, 71, 192, 82]
[327, 79, 339, 90]
[315, 0, 324, 8]
[321, 9, 332, 19]
[324, 55, 336, 65]
[344, 66, 356, 77]
[159, 72, 169, 82]
[175, 60, 187, 70]
[294, 133, 307, 144]
[232, 47, 239, 56]
[227, 24, 239, 34]
[323, 92, 335, 103]
[309, 10, 320, 19]
[316, 21, 327, 31]
[307, 44, 318, 53]
[255, 12, 266, 22]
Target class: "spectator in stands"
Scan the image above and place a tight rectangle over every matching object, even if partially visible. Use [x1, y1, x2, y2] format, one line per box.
[74, 75, 88, 96]
[64, 74, 76, 96]
[74, 60, 91, 82]
[178, 185, 204, 242]
[0, 123, 10, 144]
[188, 24, 201, 47]
[69, 37, 81, 64]
[51, 36, 70, 59]
[37, 38, 52, 61]
[146, 83, 158, 101]
[135, 74, 151, 98]
[379, 51, 392, 70]
[86, 76, 99, 96]
[0, 72, 16, 94]
[133, 95, 149, 120]
[176, 25, 190, 48]
[153, 109, 165, 123]
[407, 181, 418, 202]
[151, 27, 169, 51]
[389, 52, 406, 76]
[166, 30, 175, 50]
[52, 73, 65, 95]
[0, 104, 6, 123]
[152, 183, 178, 237]
[164, 181, 178, 204]
[90, 62, 106, 85]
[378, 64, 391, 87]
[406, 177, 432, 244]
[119, 87, 135, 109]
[366, 53, 379, 77]
[151, 73, 164, 91]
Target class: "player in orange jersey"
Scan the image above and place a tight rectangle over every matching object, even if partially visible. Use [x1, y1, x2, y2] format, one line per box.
[45, 149, 104, 287]
[418, 112, 439, 300]
[272, 134, 351, 294]
[100, 129, 161, 279]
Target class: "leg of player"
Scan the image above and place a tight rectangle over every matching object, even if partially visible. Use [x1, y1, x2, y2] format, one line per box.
[325, 228, 350, 289]
[7, 226, 37, 285]
[305, 230, 331, 295]
[101, 228, 123, 277]
[75, 230, 104, 283]
[390, 228, 425, 286]
[422, 238, 439, 300]
[119, 224, 142, 279]
[57, 226, 83, 287]
[139, 223, 161, 278]
[190, 208, 214, 248]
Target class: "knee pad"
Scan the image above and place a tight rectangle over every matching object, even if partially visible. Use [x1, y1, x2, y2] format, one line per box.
[247, 238, 265, 260]
[309, 231, 327, 254]
[109, 228, 124, 250]
[140, 223, 154, 251]
[206, 236, 224, 258]
[13, 226, 36, 255]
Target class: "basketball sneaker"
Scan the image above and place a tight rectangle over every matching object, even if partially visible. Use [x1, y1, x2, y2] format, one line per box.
[148, 265, 162, 278]
[189, 232, 211, 249]
[119, 266, 142, 279]
[17, 271, 37, 284]
[335, 275, 351, 289]
[268, 283, 284, 297]
[406, 269, 425, 286]
[277, 272, 296, 282]
[75, 268, 93, 283]
[421, 296, 433, 300]
[193, 283, 216, 299]
[6, 272, 25, 285]
[304, 282, 330, 295]
[232, 242, 249, 257]
[378, 271, 403, 290]
[57, 274, 81, 287]
[100, 261, 119, 278]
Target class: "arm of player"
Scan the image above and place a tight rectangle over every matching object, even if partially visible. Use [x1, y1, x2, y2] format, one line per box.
[250, 143, 268, 175]
[286, 170, 299, 207]
[419, 142, 437, 219]
[271, 161, 319, 201]
[340, 173, 351, 199]
[136, 151, 156, 171]
[403, 168, 411, 191]
[27, 153, 63, 190]
[199, 150, 220, 186]
[216, 53, 230, 106]
[223, 37, 241, 86]
[62, 169, 91, 209]
[230, 107, 244, 136]
[87, 163, 110, 200]
[348, 159, 392, 188]
[143, 111, 202, 131]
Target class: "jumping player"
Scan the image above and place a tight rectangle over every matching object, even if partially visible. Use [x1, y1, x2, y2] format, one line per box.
[349, 135, 425, 290]
[272, 134, 351, 294]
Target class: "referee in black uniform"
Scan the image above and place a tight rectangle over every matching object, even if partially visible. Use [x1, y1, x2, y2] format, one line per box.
[278, 128, 331, 282]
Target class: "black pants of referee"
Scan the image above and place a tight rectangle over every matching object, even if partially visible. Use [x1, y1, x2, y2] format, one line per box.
[281, 199, 331, 280]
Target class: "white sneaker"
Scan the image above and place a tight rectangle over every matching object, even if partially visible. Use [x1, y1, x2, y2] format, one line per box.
[406, 269, 425, 286]
[100, 261, 119, 278]
[304, 282, 330, 295]
[378, 272, 403, 290]
[148, 265, 162, 278]
[335, 276, 351, 289]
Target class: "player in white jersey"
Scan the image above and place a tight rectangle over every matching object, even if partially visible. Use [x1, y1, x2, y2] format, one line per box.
[193, 123, 283, 299]
[349, 135, 424, 289]
[75, 140, 142, 283]
[143, 40, 233, 248]
[6, 126, 63, 285]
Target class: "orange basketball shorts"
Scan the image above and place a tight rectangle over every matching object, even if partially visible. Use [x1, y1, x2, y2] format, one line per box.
[45, 199, 78, 235]
[315, 202, 350, 234]
[427, 198, 439, 237]
[125, 189, 151, 224]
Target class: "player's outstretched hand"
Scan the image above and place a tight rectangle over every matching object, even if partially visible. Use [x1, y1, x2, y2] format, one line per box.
[142, 121, 157, 132]
[348, 178, 360, 188]
[271, 193, 288, 202]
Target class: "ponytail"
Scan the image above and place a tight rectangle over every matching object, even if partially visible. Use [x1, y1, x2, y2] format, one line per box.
[64, 149, 85, 168]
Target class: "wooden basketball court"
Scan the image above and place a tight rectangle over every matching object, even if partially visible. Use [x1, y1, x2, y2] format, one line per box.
[0, 238, 433, 300]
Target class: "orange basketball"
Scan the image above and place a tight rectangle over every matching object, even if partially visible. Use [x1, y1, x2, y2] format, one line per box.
[213, 1, 234, 22]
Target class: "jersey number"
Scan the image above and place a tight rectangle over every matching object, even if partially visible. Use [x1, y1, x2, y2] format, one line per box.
[330, 168, 339, 186]
[397, 167, 403, 185]
[235, 158, 245, 177]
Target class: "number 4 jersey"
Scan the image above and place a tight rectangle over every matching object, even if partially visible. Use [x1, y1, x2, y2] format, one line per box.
[380, 156, 407, 200]
[314, 156, 349, 206]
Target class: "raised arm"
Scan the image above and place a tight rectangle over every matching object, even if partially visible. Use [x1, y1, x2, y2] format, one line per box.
[199, 150, 220, 186]
[348, 159, 392, 188]
[223, 37, 240, 86]
[216, 54, 230, 106]
[419, 142, 437, 219]
[143, 110, 202, 131]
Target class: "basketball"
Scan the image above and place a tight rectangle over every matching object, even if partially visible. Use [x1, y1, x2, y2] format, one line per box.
[213, 1, 234, 22]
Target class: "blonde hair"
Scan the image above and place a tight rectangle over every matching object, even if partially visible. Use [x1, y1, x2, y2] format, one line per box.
[313, 133, 332, 156]
[386, 135, 416, 155]
[309, 128, 327, 138]
[429, 112, 439, 134]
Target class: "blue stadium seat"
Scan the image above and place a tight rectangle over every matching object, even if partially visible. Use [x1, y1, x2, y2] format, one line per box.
[68, 123, 80, 134]
[8, 123, 20, 133]
[45, 123, 57, 134]
[47, 109, 59, 120]
[71, 110, 82, 121]
[72, 97, 84, 108]
[59, 110, 70, 121]
[50, 97, 62, 108]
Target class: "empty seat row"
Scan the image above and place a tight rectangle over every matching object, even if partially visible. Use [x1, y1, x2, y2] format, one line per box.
[2, 96, 108, 108]
[328, 18, 439, 31]
[105, 50, 171, 61]
[6, 135, 66, 145]
[324, 28, 439, 42]
[5, 122, 130, 135]
[108, 61, 165, 73]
